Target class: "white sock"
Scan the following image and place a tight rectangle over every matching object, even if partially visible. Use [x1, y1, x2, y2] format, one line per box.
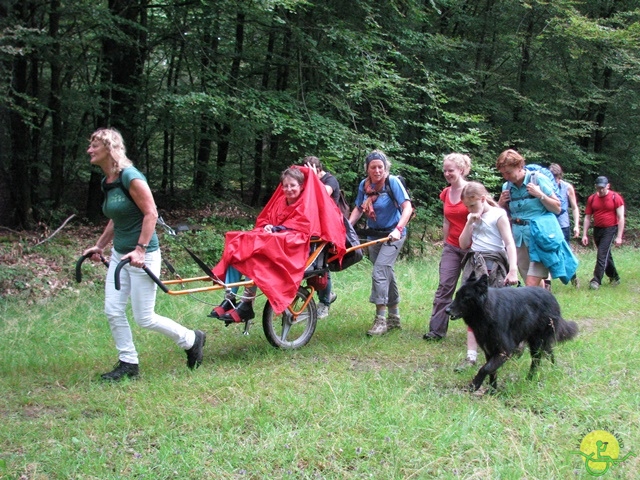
[467, 350, 477, 362]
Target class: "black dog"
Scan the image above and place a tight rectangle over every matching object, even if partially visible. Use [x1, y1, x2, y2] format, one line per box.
[446, 273, 578, 392]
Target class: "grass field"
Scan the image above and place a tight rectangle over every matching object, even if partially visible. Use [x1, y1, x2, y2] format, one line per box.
[1, 245, 639, 479]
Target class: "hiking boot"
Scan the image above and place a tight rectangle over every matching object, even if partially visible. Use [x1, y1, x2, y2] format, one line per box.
[609, 277, 621, 286]
[571, 276, 580, 288]
[367, 315, 388, 336]
[101, 360, 139, 381]
[208, 298, 234, 319]
[316, 303, 330, 319]
[423, 332, 443, 341]
[328, 292, 337, 304]
[220, 302, 255, 323]
[387, 314, 401, 331]
[589, 280, 600, 290]
[186, 330, 206, 369]
[454, 357, 477, 373]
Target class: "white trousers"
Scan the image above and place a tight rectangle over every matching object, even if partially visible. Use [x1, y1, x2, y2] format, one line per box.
[104, 249, 195, 364]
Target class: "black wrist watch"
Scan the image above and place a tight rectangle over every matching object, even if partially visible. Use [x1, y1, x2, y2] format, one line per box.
[136, 243, 148, 250]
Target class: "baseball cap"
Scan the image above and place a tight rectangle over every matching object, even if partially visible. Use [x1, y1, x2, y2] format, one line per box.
[595, 176, 609, 187]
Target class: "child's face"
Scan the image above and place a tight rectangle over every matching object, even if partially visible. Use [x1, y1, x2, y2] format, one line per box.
[463, 195, 483, 214]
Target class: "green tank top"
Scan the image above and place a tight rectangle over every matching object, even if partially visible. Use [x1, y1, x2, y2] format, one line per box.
[102, 167, 159, 254]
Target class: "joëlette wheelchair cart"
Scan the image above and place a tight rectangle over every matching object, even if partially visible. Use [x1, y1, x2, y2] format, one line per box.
[76, 235, 389, 350]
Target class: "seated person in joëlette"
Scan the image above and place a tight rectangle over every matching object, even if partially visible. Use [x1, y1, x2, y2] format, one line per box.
[208, 166, 347, 321]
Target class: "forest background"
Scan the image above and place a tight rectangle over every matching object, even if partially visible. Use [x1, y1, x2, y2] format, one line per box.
[1, 0, 640, 232]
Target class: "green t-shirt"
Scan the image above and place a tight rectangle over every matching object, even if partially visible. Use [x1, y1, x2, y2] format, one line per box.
[102, 167, 159, 254]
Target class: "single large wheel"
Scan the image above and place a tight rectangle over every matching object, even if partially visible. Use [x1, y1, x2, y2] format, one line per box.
[262, 286, 317, 349]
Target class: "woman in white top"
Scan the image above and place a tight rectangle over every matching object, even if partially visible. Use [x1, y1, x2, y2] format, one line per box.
[455, 182, 518, 370]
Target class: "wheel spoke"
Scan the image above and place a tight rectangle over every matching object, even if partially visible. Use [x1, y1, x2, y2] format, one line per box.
[262, 287, 317, 349]
[279, 317, 292, 341]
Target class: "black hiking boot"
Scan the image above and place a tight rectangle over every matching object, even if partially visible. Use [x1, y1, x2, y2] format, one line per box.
[220, 302, 255, 323]
[101, 361, 139, 381]
[208, 298, 234, 319]
[186, 330, 206, 369]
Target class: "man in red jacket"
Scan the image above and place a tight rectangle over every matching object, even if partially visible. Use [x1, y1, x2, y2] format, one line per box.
[582, 176, 625, 290]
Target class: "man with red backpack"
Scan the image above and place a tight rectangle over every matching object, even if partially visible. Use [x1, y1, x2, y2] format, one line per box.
[582, 176, 625, 290]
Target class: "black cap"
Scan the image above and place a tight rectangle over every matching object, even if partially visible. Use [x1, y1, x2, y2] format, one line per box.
[595, 176, 609, 187]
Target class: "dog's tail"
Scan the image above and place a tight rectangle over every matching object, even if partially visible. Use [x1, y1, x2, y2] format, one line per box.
[555, 318, 578, 342]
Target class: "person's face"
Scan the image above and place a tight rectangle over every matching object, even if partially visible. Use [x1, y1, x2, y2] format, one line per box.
[596, 185, 609, 196]
[443, 160, 464, 184]
[87, 140, 109, 166]
[367, 160, 386, 183]
[281, 175, 302, 203]
[462, 195, 483, 214]
[499, 165, 525, 185]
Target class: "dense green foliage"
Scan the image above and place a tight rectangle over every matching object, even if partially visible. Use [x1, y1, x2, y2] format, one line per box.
[1, 0, 639, 227]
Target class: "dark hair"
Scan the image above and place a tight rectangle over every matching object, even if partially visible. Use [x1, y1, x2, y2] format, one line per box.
[548, 163, 563, 179]
[303, 156, 323, 171]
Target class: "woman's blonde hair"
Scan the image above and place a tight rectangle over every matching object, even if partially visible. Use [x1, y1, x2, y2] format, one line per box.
[90, 128, 133, 176]
[443, 153, 471, 177]
[461, 181, 498, 207]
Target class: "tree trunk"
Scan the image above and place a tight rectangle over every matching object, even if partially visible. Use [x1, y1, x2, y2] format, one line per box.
[48, 0, 64, 207]
[593, 66, 612, 154]
[7, 1, 36, 228]
[9, 54, 34, 228]
[86, 0, 148, 223]
[513, 10, 535, 126]
[250, 26, 276, 206]
[214, 12, 245, 193]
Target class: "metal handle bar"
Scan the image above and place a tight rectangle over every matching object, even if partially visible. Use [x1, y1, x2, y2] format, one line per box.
[114, 258, 169, 293]
[75, 253, 109, 283]
[326, 236, 391, 264]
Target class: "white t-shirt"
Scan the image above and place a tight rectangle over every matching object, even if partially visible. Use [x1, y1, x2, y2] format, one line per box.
[471, 207, 507, 252]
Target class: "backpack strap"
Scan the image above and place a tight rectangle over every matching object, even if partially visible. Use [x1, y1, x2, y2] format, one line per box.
[385, 177, 400, 211]
[101, 169, 135, 204]
[117, 170, 135, 203]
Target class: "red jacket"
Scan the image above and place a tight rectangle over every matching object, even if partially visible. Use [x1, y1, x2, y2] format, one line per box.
[214, 166, 346, 313]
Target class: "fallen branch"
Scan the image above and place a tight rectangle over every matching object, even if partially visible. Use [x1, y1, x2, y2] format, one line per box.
[0, 226, 23, 235]
[33, 214, 76, 247]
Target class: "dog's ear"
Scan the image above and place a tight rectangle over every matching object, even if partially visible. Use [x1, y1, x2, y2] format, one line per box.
[478, 273, 489, 286]
[467, 271, 477, 282]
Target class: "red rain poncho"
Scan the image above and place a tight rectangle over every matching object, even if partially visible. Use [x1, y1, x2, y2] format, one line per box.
[213, 166, 346, 313]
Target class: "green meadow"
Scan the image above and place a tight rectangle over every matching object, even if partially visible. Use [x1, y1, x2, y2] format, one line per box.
[1, 246, 639, 479]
